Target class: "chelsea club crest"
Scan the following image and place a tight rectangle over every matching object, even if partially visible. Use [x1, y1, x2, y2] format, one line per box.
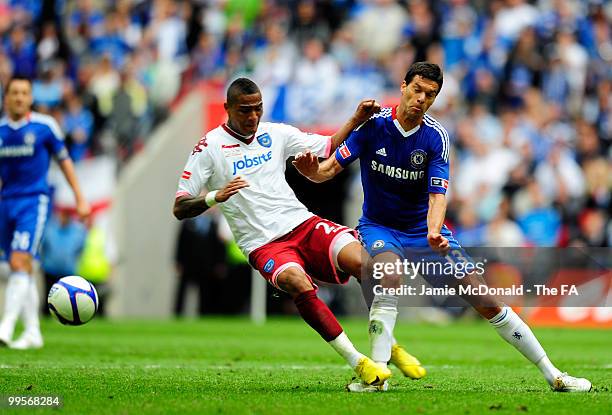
[24, 132, 36, 145]
[410, 149, 427, 169]
[257, 133, 272, 148]
[372, 240, 385, 250]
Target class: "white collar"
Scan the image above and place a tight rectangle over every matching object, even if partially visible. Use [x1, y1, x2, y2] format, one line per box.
[393, 119, 420, 137]
[1, 114, 30, 130]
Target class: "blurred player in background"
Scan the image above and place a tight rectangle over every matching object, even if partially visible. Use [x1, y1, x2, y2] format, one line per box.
[0, 77, 90, 349]
[294, 62, 592, 393]
[174, 78, 392, 387]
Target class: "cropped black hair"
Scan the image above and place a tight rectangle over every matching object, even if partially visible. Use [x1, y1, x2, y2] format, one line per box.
[404, 62, 443, 92]
[4, 77, 32, 94]
[226, 78, 260, 105]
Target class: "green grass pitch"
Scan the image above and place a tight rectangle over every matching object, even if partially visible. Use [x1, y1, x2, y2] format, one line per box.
[1, 317, 610, 414]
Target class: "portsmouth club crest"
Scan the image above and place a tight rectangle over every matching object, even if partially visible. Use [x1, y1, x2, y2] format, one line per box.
[410, 149, 427, 169]
[257, 133, 272, 148]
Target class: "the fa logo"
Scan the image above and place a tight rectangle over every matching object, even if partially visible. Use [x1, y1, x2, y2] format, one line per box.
[410, 149, 427, 169]
[24, 132, 36, 145]
[513, 331, 522, 340]
[192, 136, 208, 155]
[338, 143, 351, 159]
[48, 284, 59, 298]
[257, 133, 272, 148]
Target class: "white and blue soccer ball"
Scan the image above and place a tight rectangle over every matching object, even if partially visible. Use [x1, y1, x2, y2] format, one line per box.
[47, 276, 98, 326]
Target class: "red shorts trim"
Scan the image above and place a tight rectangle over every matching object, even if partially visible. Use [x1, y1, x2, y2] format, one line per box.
[249, 216, 356, 291]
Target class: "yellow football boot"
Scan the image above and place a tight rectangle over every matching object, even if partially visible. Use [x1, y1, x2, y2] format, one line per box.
[354, 357, 392, 386]
[390, 344, 426, 379]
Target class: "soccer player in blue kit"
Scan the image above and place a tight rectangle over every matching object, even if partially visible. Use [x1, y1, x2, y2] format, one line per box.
[293, 62, 591, 392]
[0, 78, 90, 349]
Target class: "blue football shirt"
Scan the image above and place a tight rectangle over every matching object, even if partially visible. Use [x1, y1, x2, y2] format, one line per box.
[335, 107, 450, 233]
[0, 112, 68, 198]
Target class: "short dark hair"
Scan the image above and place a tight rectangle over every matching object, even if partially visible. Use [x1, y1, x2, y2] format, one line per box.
[226, 78, 260, 105]
[4, 76, 32, 94]
[404, 62, 443, 92]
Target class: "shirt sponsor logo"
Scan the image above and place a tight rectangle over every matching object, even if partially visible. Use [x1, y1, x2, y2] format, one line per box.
[0, 145, 34, 157]
[371, 160, 425, 181]
[431, 177, 449, 189]
[339, 143, 351, 159]
[263, 258, 275, 273]
[257, 133, 272, 148]
[231, 151, 273, 175]
[410, 149, 427, 169]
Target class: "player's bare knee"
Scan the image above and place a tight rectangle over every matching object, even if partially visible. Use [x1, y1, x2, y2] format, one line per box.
[277, 268, 313, 297]
[337, 243, 364, 278]
[9, 252, 32, 273]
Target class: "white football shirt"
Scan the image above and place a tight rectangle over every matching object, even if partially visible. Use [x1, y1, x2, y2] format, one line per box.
[176, 122, 331, 255]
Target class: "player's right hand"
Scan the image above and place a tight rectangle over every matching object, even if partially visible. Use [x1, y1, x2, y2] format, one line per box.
[76, 198, 91, 220]
[353, 99, 381, 125]
[292, 151, 319, 178]
[216, 176, 249, 202]
[427, 232, 450, 255]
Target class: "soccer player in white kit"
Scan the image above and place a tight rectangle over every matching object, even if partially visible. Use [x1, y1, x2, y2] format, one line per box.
[173, 78, 392, 387]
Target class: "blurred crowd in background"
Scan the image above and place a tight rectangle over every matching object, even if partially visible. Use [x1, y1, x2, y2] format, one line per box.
[0, 0, 610, 314]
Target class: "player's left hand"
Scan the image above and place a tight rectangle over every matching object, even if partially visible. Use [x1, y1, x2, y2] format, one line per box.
[353, 99, 381, 125]
[76, 198, 91, 220]
[427, 232, 450, 255]
[292, 150, 319, 178]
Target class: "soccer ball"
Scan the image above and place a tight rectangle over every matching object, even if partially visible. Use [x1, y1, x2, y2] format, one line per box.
[47, 276, 98, 326]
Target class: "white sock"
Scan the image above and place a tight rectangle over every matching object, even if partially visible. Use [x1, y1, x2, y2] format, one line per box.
[21, 277, 41, 337]
[328, 331, 364, 368]
[369, 294, 398, 365]
[489, 306, 561, 384]
[0, 271, 31, 340]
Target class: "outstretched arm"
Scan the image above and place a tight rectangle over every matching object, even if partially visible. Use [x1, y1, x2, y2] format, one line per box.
[173, 176, 249, 220]
[293, 99, 380, 183]
[292, 151, 343, 183]
[328, 99, 380, 153]
[58, 158, 90, 219]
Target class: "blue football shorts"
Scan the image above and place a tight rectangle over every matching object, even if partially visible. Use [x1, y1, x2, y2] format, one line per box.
[357, 216, 476, 286]
[0, 194, 50, 260]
